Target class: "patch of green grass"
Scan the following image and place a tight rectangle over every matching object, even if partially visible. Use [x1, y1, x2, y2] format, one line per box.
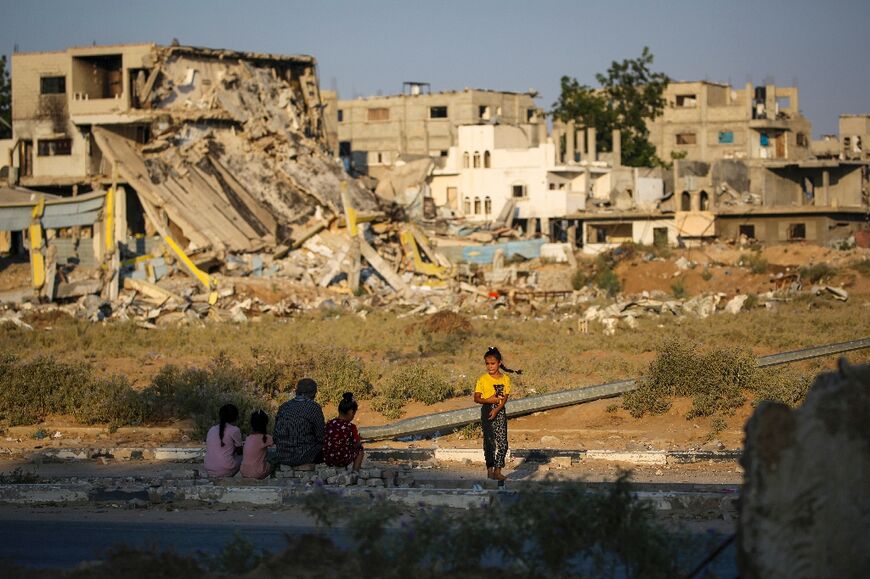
[700, 267, 713, 282]
[738, 252, 768, 275]
[670, 278, 687, 299]
[595, 267, 622, 297]
[571, 268, 590, 290]
[799, 263, 837, 284]
[849, 258, 870, 276]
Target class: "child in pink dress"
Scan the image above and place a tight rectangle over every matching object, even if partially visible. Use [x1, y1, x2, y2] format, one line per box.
[241, 410, 274, 479]
[204, 404, 243, 478]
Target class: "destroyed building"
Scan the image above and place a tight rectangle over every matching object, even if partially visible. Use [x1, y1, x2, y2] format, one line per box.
[0, 42, 381, 294]
[647, 80, 812, 164]
[335, 82, 543, 179]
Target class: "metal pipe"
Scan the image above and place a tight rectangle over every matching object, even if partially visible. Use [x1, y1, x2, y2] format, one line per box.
[359, 338, 870, 440]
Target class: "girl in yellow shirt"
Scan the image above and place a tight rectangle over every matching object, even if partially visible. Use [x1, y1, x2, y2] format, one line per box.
[473, 346, 521, 481]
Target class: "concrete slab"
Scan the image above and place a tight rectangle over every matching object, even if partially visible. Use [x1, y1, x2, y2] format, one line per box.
[584, 450, 667, 465]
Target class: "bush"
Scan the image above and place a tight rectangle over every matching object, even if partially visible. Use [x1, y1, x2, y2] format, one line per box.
[373, 363, 455, 418]
[301, 473, 682, 578]
[751, 367, 811, 408]
[148, 355, 265, 437]
[738, 252, 768, 274]
[72, 375, 147, 429]
[799, 263, 837, 284]
[309, 347, 374, 406]
[623, 340, 756, 419]
[849, 258, 870, 276]
[700, 267, 713, 281]
[595, 267, 622, 297]
[571, 268, 590, 290]
[0, 354, 135, 427]
[670, 278, 687, 299]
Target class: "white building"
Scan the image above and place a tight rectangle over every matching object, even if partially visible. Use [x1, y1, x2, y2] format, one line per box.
[429, 125, 614, 225]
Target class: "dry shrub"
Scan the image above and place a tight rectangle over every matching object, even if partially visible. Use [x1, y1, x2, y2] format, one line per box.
[624, 339, 815, 419]
[372, 363, 456, 419]
[623, 340, 756, 419]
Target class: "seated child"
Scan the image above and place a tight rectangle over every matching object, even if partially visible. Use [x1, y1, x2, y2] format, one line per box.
[241, 410, 275, 479]
[204, 404, 243, 478]
[323, 392, 364, 471]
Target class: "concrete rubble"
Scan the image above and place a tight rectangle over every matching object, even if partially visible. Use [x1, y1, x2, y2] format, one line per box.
[738, 361, 870, 579]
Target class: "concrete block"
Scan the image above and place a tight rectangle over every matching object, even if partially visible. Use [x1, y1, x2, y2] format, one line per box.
[219, 487, 283, 505]
[0, 484, 90, 505]
[584, 450, 667, 465]
[152, 448, 204, 462]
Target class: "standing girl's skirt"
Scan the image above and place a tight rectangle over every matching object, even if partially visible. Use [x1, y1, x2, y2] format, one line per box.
[481, 386, 508, 468]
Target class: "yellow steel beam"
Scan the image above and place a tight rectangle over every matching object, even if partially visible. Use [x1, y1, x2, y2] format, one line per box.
[29, 197, 46, 289]
[399, 227, 450, 279]
[104, 186, 115, 255]
[163, 235, 218, 304]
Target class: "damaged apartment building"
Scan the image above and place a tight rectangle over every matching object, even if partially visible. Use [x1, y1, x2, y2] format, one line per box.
[640, 80, 869, 247]
[0, 42, 378, 294]
[334, 82, 543, 179]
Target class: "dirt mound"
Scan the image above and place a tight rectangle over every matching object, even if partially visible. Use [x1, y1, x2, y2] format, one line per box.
[422, 311, 472, 335]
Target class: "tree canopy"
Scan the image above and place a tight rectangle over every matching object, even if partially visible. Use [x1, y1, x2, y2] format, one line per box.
[0, 55, 10, 139]
[551, 47, 669, 167]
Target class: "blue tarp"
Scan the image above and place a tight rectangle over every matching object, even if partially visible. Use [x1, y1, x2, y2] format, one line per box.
[438, 238, 547, 264]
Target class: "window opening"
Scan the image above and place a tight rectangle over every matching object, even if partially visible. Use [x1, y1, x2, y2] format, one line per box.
[787, 223, 806, 240]
[37, 139, 72, 156]
[367, 107, 389, 121]
[429, 106, 448, 119]
[40, 76, 66, 95]
[680, 191, 691, 211]
[676, 133, 697, 145]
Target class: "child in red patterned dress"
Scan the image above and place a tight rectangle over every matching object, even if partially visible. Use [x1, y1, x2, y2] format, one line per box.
[323, 392, 364, 471]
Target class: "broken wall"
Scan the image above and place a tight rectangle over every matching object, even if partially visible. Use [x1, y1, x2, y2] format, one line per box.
[738, 361, 870, 579]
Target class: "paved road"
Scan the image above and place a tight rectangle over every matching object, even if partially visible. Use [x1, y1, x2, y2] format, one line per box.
[0, 506, 331, 569]
[0, 506, 737, 575]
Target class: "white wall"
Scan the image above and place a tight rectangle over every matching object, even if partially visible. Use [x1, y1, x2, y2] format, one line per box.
[431, 124, 602, 222]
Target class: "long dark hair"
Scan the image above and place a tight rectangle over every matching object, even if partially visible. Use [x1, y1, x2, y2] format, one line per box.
[250, 410, 269, 444]
[218, 404, 239, 447]
[338, 392, 358, 416]
[484, 346, 522, 375]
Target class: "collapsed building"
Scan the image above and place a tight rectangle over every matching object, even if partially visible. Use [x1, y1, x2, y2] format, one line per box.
[0, 43, 382, 300]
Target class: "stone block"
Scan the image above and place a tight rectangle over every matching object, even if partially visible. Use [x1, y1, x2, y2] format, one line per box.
[366, 478, 384, 488]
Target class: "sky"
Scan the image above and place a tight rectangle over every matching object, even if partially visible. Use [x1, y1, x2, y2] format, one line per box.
[2, 0, 867, 136]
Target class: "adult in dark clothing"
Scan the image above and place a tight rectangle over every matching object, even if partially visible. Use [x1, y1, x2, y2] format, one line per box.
[274, 378, 325, 466]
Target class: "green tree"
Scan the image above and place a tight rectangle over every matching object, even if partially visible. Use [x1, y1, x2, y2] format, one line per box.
[0, 55, 10, 139]
[552, 47, 668, 167]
